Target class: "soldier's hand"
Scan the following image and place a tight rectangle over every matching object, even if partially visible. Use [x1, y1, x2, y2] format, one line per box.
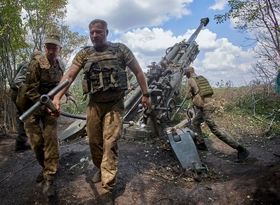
[141, 96, 151, 109]
[52, 97, 61, 113]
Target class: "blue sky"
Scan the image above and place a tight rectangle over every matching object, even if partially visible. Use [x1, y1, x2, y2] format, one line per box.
[65, 0, 256, 86]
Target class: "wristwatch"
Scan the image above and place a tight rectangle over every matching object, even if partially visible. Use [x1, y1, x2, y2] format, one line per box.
[142, 93, 150, 98]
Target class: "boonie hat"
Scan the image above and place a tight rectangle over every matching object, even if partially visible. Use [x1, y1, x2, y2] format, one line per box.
[44, 33, 61, 47]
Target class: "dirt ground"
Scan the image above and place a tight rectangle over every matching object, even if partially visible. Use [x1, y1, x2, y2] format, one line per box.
[0, 116, 280, 205]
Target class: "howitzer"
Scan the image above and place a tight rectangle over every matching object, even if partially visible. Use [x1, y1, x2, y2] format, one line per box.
[124, 17, 209, 124]
[19, 80, 70, 121]
[124, 18, 209, 172]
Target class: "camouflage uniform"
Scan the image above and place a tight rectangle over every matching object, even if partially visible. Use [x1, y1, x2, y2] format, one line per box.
[186, 71, 240, 150]
[10, 63, 30, 151]
[72, 42, 134, 191]
[24, 53, 64, 181]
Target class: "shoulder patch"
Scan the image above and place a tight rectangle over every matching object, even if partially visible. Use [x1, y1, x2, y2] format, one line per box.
[33, 53, 50, 69]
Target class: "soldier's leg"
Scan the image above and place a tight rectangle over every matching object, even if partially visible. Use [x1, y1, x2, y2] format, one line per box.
[86, 102, 103, 169]
[204, 110, 249, 160]
[101, 101, 123, 192]
[42, 114, 59, 182]
[11, 90, 30, 151]
[15, 112, 30, 150]
[203, 106, 240, 149]
[24, 115, 44, 167]
[191, 108, 205, 144]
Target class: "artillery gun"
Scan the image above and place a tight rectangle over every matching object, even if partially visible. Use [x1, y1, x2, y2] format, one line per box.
[123, 18, 209, 172]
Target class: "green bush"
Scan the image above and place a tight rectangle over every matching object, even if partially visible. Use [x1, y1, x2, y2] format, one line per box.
[61, 84, 88, 114]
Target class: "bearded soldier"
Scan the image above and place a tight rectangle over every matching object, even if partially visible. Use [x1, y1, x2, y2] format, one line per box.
[185, 66, 249, 161]
[52, 19, 151, 203]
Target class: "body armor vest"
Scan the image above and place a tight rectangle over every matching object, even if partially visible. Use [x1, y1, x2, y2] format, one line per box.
[194, 75, 213, 97]
[83, 44, 128, 94]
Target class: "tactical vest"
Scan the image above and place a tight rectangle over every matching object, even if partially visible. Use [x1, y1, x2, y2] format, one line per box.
[16, 52, 64, 111]
[83, 44, 128, 95]
[32, 52, 64, 94]
[194, 75, 213, 97]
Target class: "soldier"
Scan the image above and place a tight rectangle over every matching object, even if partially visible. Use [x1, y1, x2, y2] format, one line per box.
[184, 66, 249, 161]
[10, 62, 31, 151]
[52, 19, 151, 203]
[23, 33, 65, 197]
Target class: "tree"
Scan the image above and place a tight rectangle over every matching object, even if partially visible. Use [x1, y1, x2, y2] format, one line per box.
[0, 0, 88, 132]
[60, 25, 88, 63]
[215, 0, 280, 84]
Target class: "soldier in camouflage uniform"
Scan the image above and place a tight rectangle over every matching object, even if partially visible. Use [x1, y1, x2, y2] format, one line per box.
[185, 66, 249, 161]
[10, 62, 31, 151]
[52, 19, 151, 202]
[23, 33, 65, 197]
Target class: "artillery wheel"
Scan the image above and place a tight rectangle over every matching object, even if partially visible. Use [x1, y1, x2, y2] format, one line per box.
[166, 98, 176, 120]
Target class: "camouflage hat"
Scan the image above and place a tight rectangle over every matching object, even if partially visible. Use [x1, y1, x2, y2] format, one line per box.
[44, 33, 61, 47]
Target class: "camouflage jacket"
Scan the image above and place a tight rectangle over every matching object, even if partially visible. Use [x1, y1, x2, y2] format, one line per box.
[25, 52, 64, 102]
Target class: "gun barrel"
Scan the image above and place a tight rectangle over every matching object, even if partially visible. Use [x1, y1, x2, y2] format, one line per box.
[19, 101, 41, 121]
[186, 17, 209, 45]
[48, 80, 70, 97]
[19, 79, 71, 121]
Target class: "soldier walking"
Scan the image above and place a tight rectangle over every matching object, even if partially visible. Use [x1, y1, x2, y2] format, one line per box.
[10, 62, 31, 151]
[52, 19, 151, 204]
[23, 33, 65, 197]
[184, 66, 249, 161]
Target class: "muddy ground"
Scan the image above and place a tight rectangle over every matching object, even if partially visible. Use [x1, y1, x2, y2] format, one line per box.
[0, 116, 280, 205]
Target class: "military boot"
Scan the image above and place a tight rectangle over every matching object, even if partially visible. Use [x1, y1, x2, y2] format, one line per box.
[237, 146, 250, 161]
[100, 191, 114, 205]
[36, 171, 44, 183]
[15, 141, 31, 152]
[92, 170, 101, 183]
[43, 180, 56, 197]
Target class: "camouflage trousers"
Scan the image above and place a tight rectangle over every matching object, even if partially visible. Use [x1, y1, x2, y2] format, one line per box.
[24, 112, 59, 181]
[192, 104, 240, 149]
[86, 99, 124, 192]
[11, 89, 28, 145]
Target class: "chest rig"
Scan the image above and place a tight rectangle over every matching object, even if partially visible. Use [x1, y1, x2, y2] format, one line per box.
[83, 44, 128, 94]
[33, 52, 64, 94]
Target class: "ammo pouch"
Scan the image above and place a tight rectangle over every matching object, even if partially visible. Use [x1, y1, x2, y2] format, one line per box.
[84, 68, 128, 94]
[82, 47, 128, 94]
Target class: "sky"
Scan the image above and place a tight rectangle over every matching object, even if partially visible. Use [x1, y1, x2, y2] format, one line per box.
[65, 0, 257, 86]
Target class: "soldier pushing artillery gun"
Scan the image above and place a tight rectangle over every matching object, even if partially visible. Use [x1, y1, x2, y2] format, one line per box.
[124, 17, 210, 172]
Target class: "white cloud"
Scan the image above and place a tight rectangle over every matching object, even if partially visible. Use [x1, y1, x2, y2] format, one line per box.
[117, 27, 255, 86]
[209, 0, 227, 11]
[66, 0, 193, 31]
[64, 0, 256, 86]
